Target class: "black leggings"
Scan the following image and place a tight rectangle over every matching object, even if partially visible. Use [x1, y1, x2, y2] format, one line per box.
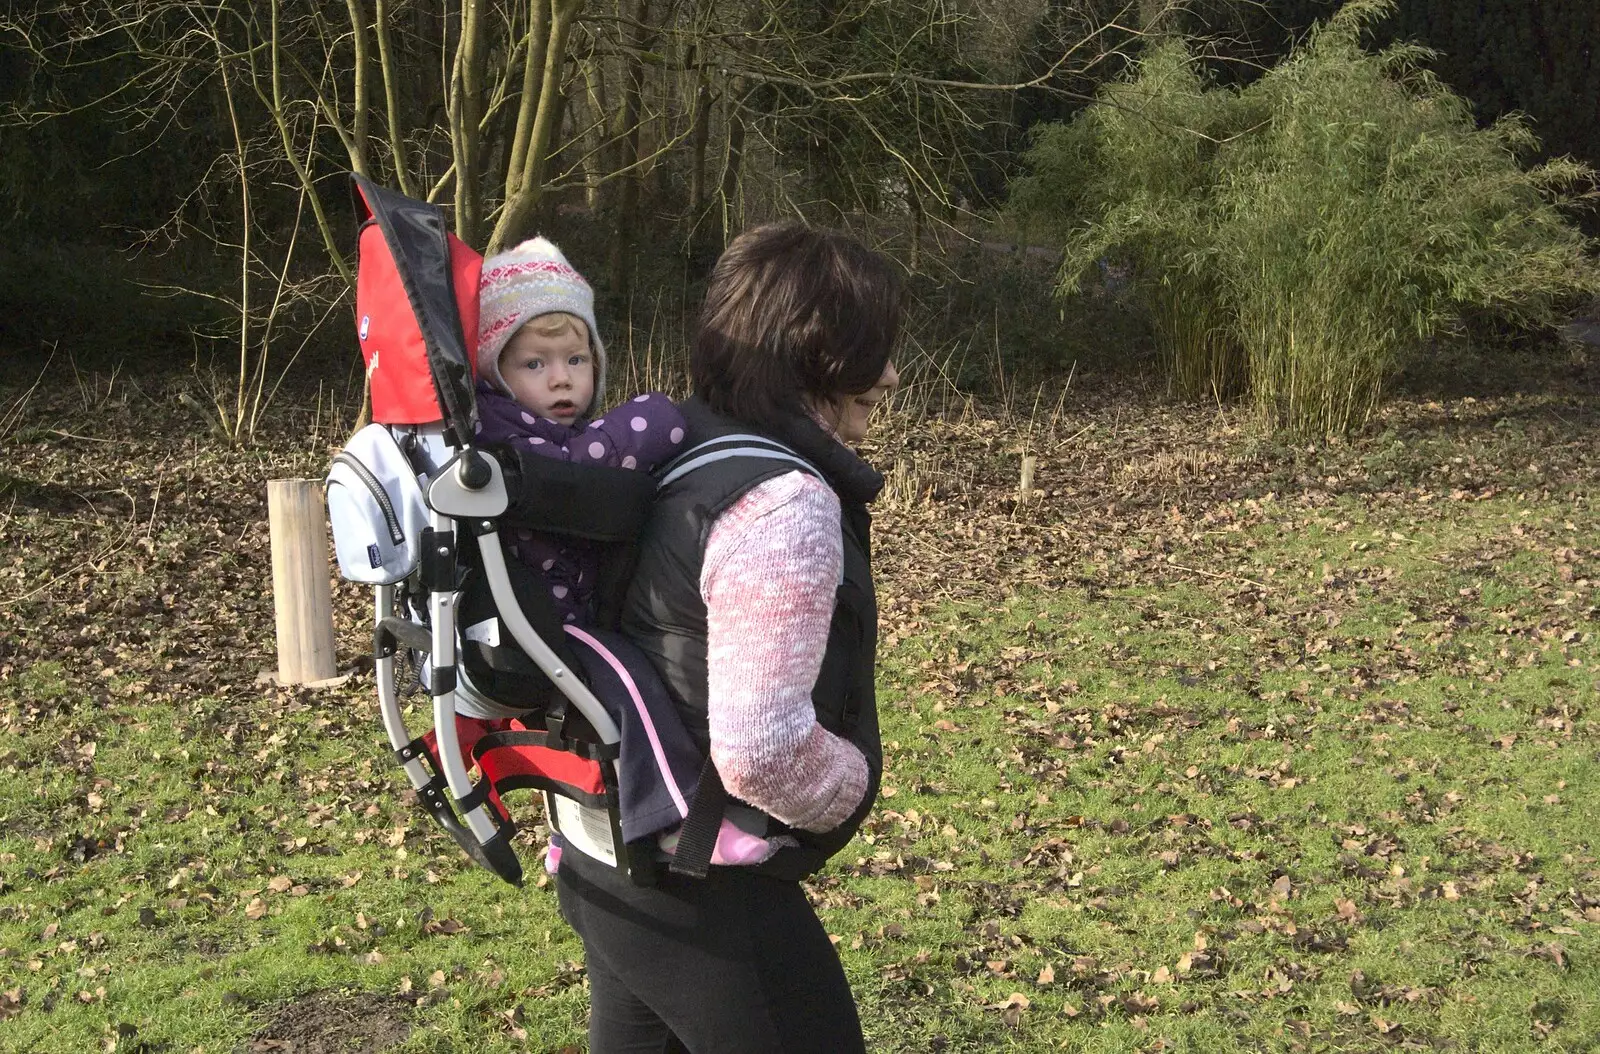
[555, 849, 866, 1054]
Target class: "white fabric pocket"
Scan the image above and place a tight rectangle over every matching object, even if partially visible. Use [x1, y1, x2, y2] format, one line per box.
[326, 424, 429, 584]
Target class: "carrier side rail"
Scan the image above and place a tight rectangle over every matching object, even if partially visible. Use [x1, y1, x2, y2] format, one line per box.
[374, 583, 518, 881]
[426, 452, 622, 746]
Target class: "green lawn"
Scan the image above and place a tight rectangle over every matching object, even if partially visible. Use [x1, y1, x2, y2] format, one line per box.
[1, 366, 1596, 1052]
[853, 490, 1597, 1051]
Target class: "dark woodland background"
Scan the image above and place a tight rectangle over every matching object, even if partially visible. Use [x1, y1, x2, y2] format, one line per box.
[2, 0, 1596, 378]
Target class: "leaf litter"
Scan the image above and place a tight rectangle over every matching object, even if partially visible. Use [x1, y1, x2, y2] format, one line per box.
[0, 354, 1597, 1050]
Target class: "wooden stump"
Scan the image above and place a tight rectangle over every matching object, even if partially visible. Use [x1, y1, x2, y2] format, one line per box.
[267, 479, 337, 685]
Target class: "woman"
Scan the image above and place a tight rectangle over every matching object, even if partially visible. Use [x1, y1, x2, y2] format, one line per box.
[555, 222, 902, 1053]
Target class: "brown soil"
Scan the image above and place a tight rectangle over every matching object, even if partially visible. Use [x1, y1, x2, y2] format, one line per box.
[240, 991, 412, 1054]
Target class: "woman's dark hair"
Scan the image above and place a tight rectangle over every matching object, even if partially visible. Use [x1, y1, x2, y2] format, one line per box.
[692, 222, 903, 426]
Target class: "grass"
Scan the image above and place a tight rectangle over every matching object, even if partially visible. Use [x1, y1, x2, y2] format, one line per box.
[1, 351, 1596, 1052]
[855, 493, 1596, 1051]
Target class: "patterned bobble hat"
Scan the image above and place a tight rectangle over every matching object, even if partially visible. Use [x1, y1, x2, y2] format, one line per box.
[476, 236, 607, 413]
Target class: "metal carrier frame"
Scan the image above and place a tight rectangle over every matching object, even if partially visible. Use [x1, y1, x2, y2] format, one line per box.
[373, 447, 654, 885]
[348, 171, 654, 886]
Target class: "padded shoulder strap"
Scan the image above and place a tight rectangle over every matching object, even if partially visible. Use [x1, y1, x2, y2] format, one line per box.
[657, 434, 820, 489]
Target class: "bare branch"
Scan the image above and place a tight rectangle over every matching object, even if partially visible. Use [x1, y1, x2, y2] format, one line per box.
[344, 0, 371, 175]
[504, 0, 552, 198]
[488, 0, 584, 252]
[449, 0, 487, 244]
[373, 0, 415, 195]
[258, 0, 353, 286]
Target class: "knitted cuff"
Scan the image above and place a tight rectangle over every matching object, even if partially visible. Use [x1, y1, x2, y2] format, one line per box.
[793, 740, 870, 834]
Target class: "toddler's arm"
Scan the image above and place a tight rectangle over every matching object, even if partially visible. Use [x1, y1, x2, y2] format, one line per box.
[485, 392, 685, 471]
[581, 394, 686, 471]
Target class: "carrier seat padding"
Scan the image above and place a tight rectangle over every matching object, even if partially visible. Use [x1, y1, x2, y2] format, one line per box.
[473, 720, 610, 806]
[492, 443, 657, 541]
[426, 716, 610, 819]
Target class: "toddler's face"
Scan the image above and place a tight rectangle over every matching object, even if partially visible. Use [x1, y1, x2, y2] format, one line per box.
[499, 318, 594, 426]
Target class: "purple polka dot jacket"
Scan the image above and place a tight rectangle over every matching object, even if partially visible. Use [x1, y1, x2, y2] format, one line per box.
[474, 382, 687, 623]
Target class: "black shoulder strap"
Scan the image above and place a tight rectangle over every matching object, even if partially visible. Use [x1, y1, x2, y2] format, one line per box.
[657, 434, 820, 488]
[660, 434, 820, 879]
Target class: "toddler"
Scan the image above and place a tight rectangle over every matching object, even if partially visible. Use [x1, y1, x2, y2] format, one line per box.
[473, 237, 684, 624]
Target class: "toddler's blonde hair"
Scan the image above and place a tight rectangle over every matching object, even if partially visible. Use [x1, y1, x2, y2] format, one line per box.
[518, 312, 588, 343]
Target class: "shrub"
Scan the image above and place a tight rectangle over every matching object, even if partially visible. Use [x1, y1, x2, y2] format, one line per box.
[1007, 42, 1265, 402]
[1009, 0, 1600, 435]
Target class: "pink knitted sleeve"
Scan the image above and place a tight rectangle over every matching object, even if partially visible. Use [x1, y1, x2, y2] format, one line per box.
[701, 471, 870, 834]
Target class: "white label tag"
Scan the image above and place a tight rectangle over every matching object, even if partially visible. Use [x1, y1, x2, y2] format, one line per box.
[551, 796, 618, 868]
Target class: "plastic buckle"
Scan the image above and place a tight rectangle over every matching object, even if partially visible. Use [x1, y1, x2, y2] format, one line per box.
[544, 697, 569, 753]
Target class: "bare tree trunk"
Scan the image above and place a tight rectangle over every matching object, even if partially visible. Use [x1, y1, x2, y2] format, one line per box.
[374, 0, 415, 195]
[577, 54, 606, 211]
[505, 0, 551, 199]
[539, 80, 571, 223]
[258, 0, 353, 285]
[649, 53, 677, 206]
[449, 0, 486, 245]
[607, 0, 653, 301]
[716, 77, 748, 249]
[216, 33, 252, 439]
[488, 0, 584, 252]
[687, 77, 712, 223]
[344, 0, 371, 174]
[684, 0, 718, 255]
[909, 181, 924, 272]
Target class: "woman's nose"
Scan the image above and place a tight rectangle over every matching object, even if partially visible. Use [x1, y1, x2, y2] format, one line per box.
[881, 360, 899, 391]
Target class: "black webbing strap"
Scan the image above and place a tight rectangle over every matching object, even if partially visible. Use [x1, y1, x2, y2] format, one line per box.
[454, 773, 495, 814]
[471, 729, 618, 763]
[668, 759, 729, 879]
[543, 694, 570, 753]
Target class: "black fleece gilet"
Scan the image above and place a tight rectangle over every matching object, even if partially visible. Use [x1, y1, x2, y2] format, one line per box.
[620, 397, 882, 880]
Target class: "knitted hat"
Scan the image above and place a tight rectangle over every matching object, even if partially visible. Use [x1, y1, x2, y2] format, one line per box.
[476, 237, 607, 412]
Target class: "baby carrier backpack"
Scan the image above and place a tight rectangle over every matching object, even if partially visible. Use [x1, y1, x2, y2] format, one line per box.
[326, 175, 794, 886]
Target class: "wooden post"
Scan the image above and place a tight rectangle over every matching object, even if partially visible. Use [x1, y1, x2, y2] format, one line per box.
[1018, 454, 1037, 504]
[268, 479, 338, 685]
